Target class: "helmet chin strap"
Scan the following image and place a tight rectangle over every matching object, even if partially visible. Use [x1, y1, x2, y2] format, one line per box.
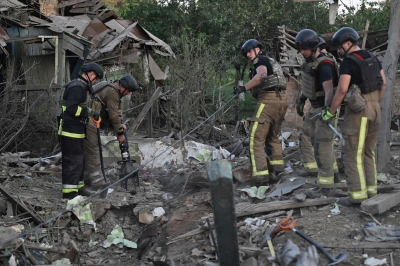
[251, 48, 260, 64]
[341, 42, 355, 57]
[305, 49, 318, 62]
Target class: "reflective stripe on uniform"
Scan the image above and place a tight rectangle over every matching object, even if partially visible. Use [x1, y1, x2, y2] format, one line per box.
[63, 184, 79, 188]
[349, 117, 368, 201]
[318, 176, 334, 185]
[270, 160, 284, 166]
[89, 171, 102, 177]
[75, 106, 82, 117]
[78, 181, 84, 189]
[304, 161, 318, 170]
[333, 161, 338, 171]
[356, 117, 368, 191]
[60, 131, 85, 138]
[349, 190, 368, 200]
[367, 186, 377, 194]
[62, 188, 78, 193]
[250, 103, 269, 176]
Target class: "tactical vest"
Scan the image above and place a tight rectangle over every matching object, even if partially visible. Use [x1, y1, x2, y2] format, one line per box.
[301, 55, 337, 100]
[251, 58, 287, 98]
[347, 52, 383, 94]
[87, 81, 120, 129]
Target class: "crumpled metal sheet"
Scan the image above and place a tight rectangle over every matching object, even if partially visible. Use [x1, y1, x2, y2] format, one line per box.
[82, 18, 109, 48]
[47, 14, 90, 35]
[89, 22, 138, 59]
[148, 53, 166, 80]
[0, 0, 26, 10]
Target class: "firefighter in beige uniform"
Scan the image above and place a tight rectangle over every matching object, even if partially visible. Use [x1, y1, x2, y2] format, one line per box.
[296, 36, 339, 176]
[295, 29, 340, 192]
[323, 27, 386, 206]
[234, 39, 287, 182]
[84, 74, 141, 187]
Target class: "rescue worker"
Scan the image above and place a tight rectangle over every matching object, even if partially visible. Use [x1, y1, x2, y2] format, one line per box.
[58, 62, 104, 199]
[84, 74, 141, 188]
[234, 39, 288, 183]
[295, 29, 339, 194]
[322, 27, 386, 206]
[296, 36, 333, 177]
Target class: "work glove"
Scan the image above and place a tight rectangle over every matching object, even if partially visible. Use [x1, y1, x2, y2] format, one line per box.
[92, 110, 100, 121]
[233, 86, 246, 95]
[320, 107, 335, 125]
[296, 100, 306, 117]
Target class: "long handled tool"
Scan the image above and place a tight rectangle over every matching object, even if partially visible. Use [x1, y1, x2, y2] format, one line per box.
[118, 133, 139, 190]
[279, 216, 348, 265]
[310, 113, 345, 146]
[91, 117, 110, 198]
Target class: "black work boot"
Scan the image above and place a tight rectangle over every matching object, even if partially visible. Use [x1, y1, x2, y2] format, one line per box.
[296, 169, 318, 177]
[251, 175, 269, 186]
[63, 192, 78, 199]
[305, 187, 332, 198]
[78, 187, 94, 197]
[337, 197, 361, 207]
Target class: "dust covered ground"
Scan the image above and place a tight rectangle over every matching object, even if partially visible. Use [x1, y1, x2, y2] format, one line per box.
[0, 131, 400, 265]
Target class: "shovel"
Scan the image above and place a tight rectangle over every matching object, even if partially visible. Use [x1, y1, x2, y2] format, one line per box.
[91, 117, 110, 198]
[279, 216, 348, 265]
[118, 133, 139, 190]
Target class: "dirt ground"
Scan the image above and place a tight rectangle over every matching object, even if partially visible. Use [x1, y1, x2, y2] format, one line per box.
[1, 131, 400, 265]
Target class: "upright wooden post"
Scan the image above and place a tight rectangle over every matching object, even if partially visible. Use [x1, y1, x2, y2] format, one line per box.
[206, 160, 240, 266]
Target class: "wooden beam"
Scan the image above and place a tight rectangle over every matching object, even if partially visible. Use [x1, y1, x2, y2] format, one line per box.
[127, 87, 163, 136]
[56, 0, 86, 8]
[0, 187, 43, 225]
[361, 191, 400, 214]
[235, 198, 335, 218]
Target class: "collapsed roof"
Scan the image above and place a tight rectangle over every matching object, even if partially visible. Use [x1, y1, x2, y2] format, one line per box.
[0, 0, 174, 79]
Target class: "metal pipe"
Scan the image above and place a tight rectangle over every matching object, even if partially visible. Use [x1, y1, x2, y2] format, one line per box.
[38, 36, 59, 84]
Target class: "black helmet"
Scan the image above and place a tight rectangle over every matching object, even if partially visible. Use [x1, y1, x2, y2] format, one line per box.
[318, 37, 326, 46]
[241, 39, 263, 56]
[82, 62, 104, 79]
[119, 74, 141, 92]
[331, 27, 360, 47]
[295, 29, 319, 50]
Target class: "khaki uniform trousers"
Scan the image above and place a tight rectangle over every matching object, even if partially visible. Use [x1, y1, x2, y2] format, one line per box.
[83, 120, 105, 186]
[300, 111, 318, 173]
[249, 91, 288, 177]
[341, 90, 380, 203]
[302, 107, 338, 187]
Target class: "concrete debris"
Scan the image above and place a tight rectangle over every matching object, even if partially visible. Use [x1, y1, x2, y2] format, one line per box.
[364, 257, 387, 266]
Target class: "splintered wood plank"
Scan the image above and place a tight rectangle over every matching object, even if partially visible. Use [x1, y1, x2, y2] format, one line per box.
[235, 198, 335, 218]
[361, 191, 400, 214]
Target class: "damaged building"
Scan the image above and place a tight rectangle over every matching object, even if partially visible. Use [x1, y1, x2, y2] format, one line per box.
[0, 0, 174, 154]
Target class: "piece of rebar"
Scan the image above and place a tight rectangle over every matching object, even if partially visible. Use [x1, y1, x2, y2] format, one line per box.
[206, 160, 240, 266]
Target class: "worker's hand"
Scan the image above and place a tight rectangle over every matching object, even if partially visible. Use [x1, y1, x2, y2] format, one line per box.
[91, 116, 101, 128]
[120, 124, 127, 132]
[320, 107, 335, 125]
[296, 100, 305, 117]
[233, 86, 246, 95]
[90, 110, 100, 121]
[117, 134, 126, 143]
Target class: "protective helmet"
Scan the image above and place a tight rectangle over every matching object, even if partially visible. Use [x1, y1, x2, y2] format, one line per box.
[331, 27, 360, 47]
[82, 62, 104, 79]
[318, 37, 326, 46]
[295, 29, 320, 50]
[119, 74, 141, 92]
[241, 39, 263, 57]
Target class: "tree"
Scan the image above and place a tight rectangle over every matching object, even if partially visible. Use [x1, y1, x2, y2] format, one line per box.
[377, 0, 400, 171]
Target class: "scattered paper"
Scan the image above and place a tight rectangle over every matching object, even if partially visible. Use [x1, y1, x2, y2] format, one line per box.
[103, 226, 137, 249]
[239, 186, 269, 199]
[66, 196, 96, 231]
